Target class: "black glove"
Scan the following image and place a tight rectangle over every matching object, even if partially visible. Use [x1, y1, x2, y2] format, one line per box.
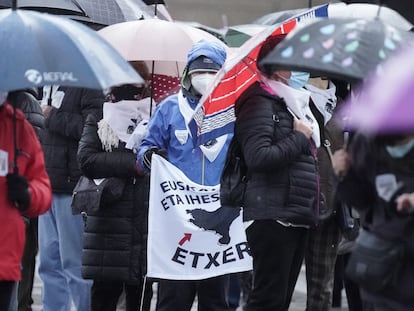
[143, 147, 168, 170]
[7, 173, 31, 213]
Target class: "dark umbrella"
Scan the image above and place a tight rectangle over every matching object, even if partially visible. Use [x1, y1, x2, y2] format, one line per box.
[260, 17, 413, 83]
[0, 0, 87, 15]
[0, 0, 157, 28]
[76, 0, 155, 26]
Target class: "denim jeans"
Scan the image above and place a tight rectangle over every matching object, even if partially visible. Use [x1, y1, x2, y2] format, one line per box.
[38, 194, 92, 311]
[7, 282, 17, 311]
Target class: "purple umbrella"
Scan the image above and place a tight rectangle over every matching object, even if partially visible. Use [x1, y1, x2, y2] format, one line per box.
[339, 43, 414, 133]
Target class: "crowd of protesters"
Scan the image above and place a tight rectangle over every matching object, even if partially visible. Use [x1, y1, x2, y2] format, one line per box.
[1, 11, 414, 311]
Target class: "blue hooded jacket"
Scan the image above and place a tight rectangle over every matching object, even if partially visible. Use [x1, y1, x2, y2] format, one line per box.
[137, 40, 230, 186]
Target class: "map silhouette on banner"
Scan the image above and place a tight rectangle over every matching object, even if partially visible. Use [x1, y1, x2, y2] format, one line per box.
[187, 206, 241, 245]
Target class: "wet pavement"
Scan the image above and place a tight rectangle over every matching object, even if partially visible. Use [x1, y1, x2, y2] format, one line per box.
[31, 263, 348, 310]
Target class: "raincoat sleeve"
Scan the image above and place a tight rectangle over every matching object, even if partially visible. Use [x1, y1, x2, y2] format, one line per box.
[137, 100, 172, 172]
[22, 120, 52, 218]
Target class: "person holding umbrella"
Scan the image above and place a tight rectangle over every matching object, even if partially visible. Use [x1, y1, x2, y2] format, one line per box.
[234, 34, 318, 310]
[0, 93, 52, 309]
[332, 132, 414, 311]
[137, 39, 233, 311]
[6, 88, 45, 311]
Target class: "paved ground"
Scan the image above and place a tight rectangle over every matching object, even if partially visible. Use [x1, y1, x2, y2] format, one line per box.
[32, 263, 349, 311]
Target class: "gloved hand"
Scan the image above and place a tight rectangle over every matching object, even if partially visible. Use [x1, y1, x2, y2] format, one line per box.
[7, 173, 31, 213]
[143, 147, 168, 170]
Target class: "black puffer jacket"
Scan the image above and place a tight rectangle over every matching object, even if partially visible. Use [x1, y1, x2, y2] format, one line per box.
[41, 87, 104, 193]
[8, 89, 44, 138]
[235, 81, 319, 226]
[77, 113, 149, 283]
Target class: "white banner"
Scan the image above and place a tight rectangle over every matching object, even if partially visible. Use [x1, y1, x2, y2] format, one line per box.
[147, 155, 252, 280]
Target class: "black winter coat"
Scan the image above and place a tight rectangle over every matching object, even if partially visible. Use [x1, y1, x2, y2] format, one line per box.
[41, 87, 104, 193]
[77, 113, 149, 283]
[8, 90, 44, 139]
[235, 82, 319, 226]
[337, 133, 414, 309]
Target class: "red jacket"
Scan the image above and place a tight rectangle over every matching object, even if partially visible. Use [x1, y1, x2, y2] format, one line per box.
[0, 103, 51, 281]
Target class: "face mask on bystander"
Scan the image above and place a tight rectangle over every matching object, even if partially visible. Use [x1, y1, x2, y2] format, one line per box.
[191, 72, 216, 96]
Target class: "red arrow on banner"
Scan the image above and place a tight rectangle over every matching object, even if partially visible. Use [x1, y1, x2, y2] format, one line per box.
[179, 233, 192, 246]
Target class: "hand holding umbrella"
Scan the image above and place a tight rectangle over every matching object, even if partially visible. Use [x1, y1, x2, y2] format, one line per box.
[6, 172, 31, 213]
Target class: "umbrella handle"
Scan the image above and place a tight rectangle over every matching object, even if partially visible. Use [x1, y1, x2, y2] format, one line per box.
[47, 86, 53, 106]
[13, 104, 19, 174]
[150, 61, 155, 117]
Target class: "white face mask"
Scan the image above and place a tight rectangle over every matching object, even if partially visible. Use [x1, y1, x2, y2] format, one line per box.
[262, 76, 321, 147]
[190, 73, 215, 96]
[306, 81, 337, 125]
[0, 91, 8, 107]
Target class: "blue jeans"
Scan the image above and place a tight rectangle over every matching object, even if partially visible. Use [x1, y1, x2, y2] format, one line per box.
[38, 194, 92, 311]
[7, 282, 17, 311]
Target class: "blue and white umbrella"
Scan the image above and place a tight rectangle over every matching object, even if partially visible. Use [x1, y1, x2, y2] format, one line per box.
[0, 8, 144, 91]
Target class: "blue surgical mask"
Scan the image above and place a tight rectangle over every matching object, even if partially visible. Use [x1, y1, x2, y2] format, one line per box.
[288, 71, 310, 89]
[386, 138, 414, 158]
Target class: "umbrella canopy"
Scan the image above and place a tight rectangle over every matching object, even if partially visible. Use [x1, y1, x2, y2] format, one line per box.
[260, 18, 412, 83]
[339, 44, 414, 133]
[0, 0, 157, 28]
[190, 5, 332, 144]
[99, 19, 228, 77]
[253, 8, 307, 25]
[99, 19, 228, 103]
[0, 0, 87, 15]
[328, 2, 412, 31]
[341, 0, 414, 25]
[224, 24, 268, 47]
[177, 21, 226, 43]
[190, 20, 297, 144]
[0, 9, 143, 92]
[254, 3, 331, 26]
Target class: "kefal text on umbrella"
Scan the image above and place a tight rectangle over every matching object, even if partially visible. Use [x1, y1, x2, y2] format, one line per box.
[25, 69, 78, 84]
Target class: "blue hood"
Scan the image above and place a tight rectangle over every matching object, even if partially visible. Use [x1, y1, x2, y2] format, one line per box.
[186, 39, 227, 68]
[181, 39, 227, 98]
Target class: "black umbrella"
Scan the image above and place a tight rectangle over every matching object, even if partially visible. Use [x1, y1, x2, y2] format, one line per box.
[0, 0, 157, 28]
[0, 0, 87, 15]
[342, 0, 414, 26]
[260, 17, 413, 83]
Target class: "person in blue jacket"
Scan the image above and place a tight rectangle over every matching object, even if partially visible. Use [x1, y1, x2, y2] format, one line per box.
[137, 39, 234, 311]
